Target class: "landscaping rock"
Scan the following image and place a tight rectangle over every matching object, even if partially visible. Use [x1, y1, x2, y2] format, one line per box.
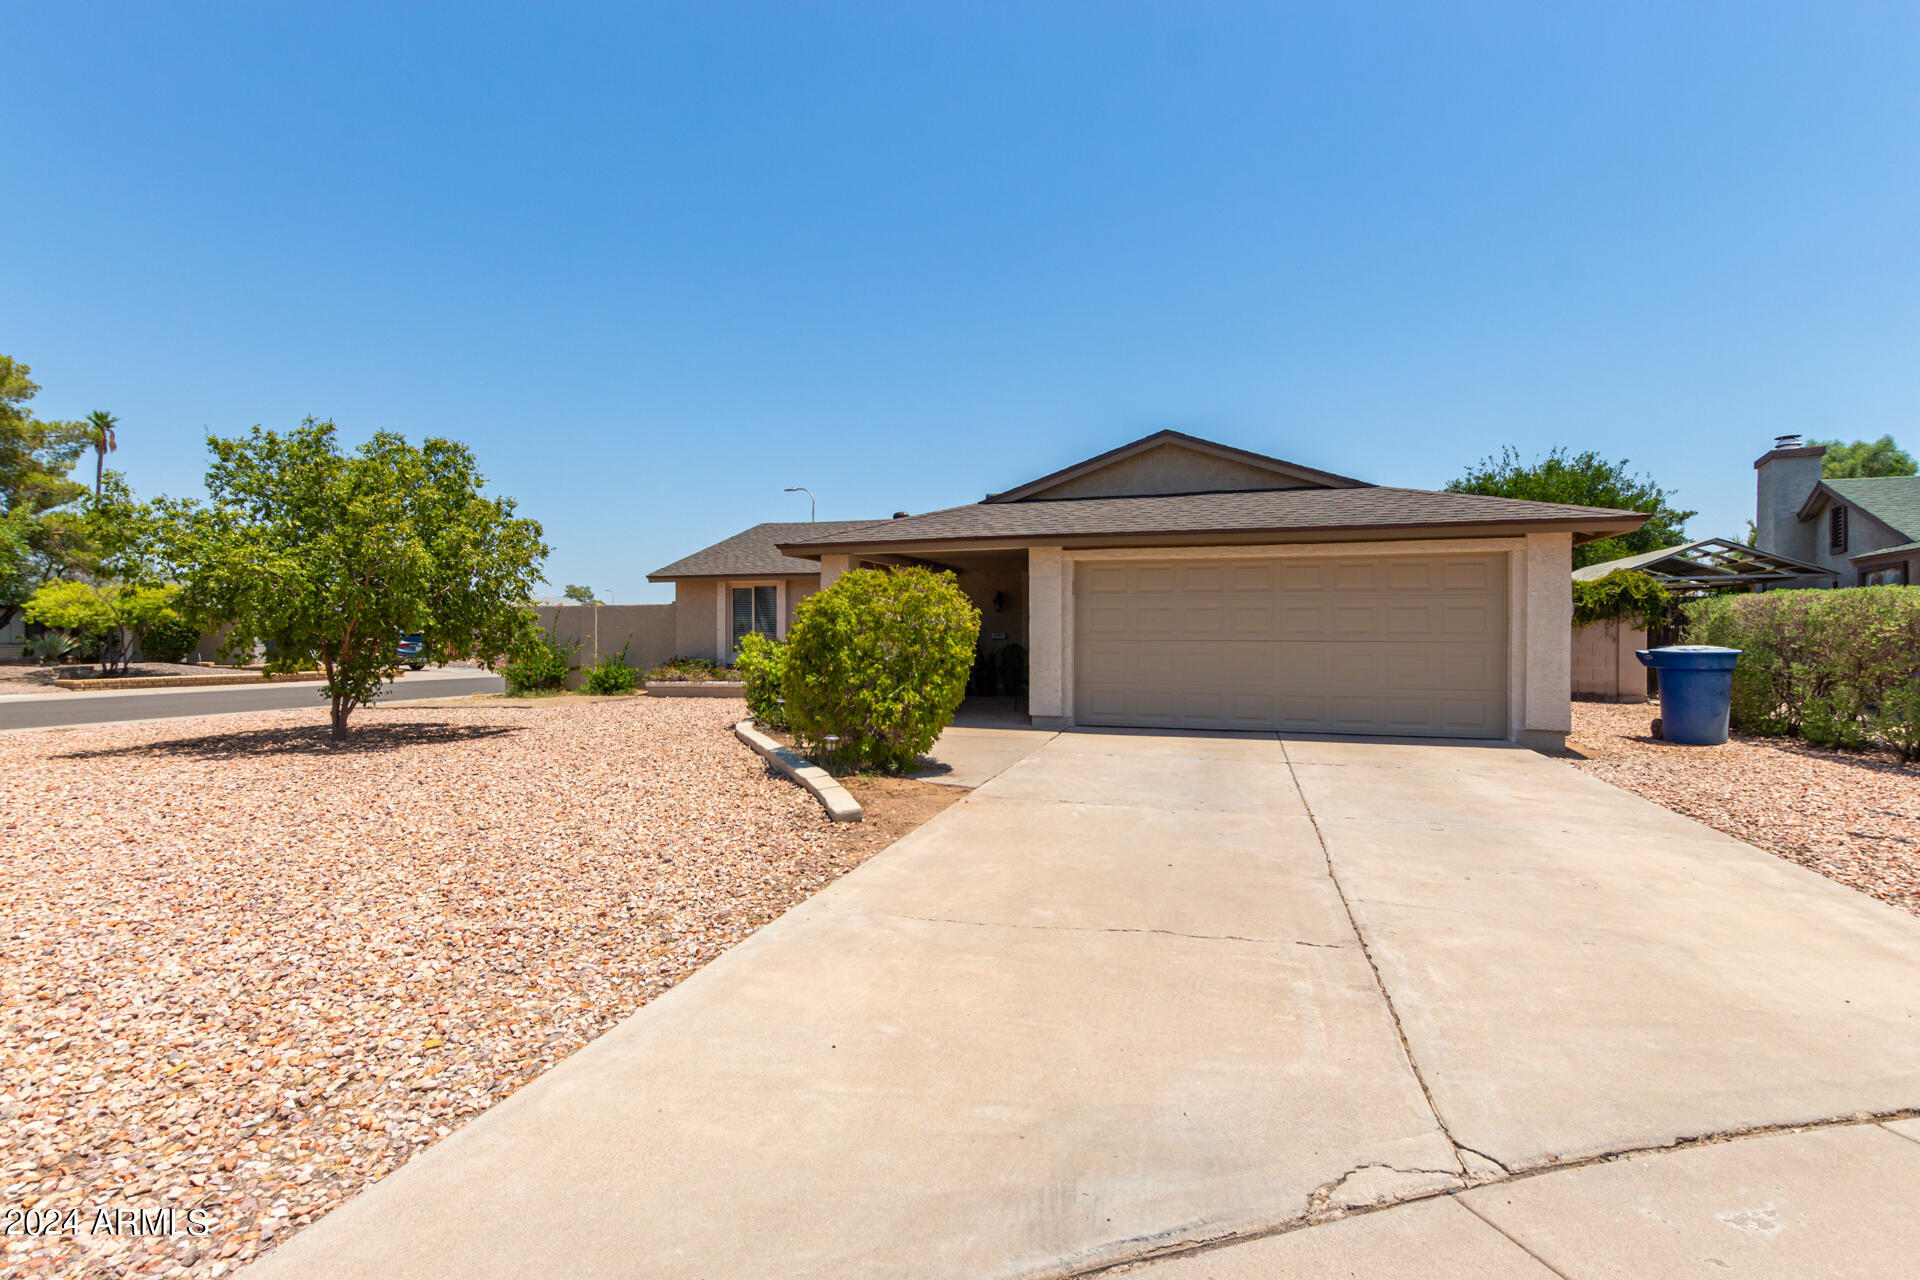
[0, 698, 885, 1278]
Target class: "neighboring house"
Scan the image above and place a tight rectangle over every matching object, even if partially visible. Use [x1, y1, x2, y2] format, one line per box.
[651, 431, 1646, 746]
[1755, 436, 1920, 587]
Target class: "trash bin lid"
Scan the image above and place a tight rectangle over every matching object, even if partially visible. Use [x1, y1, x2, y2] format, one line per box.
[1635, 645, 1742, 669]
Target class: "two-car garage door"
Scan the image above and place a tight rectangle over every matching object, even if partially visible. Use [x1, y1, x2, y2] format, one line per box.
[1074, 553, 1509, 738]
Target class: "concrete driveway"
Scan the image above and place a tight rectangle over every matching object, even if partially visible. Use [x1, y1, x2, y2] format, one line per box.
[249, 729, 1920, 1280]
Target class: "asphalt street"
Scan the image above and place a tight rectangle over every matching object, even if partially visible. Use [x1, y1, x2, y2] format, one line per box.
[0, 670, 506, 731]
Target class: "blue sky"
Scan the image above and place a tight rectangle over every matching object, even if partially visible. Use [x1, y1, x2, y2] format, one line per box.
[8, 2, 1917, 601]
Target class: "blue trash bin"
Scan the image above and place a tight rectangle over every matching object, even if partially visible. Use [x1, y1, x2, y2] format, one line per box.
[1635, 645, 1742, 745]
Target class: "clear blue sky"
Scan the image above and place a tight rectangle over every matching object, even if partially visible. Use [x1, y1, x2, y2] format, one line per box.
[8, 3, 1916, 601]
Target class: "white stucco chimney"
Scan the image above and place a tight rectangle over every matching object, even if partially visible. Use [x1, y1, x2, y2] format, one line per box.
[1754, 438, 1825, 560]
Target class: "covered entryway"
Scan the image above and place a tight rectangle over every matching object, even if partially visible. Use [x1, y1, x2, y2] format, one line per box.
[1073, 552, 1508, 737]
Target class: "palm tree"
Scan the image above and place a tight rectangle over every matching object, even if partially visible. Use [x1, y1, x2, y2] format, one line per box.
[87, 411, 119, 496]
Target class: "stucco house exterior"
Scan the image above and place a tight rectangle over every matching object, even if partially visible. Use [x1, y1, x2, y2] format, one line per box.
[648, 520, 887, 662]
[1755, 436, 1920, 587]
[650, 431, 1647, 747]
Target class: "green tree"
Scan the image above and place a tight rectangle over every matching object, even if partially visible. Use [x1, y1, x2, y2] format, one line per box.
[1812, 435, 1916, 479]
[86, 410, 120, 496]
[24, 580, 181, 675]
[159, 418, 549, 739]
[0, 355, 92, 627]
[1445, 447, 1696, 569]
[562, 583, 598, 604]
[85, 472, 163, 585]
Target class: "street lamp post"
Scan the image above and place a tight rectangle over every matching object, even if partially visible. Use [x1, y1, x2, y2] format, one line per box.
[784, 486, 816, 521]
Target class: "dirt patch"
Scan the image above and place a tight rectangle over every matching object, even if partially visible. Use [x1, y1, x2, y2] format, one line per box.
[836, 775, 969, 854]
[736, 725, 969, 844]
[0, 697, 953, 1278]
[1567, 700, 1920, 915]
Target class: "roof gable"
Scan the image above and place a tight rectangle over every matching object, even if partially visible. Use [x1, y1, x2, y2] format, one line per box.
[983, 430, 1368, 503]
[1799, 477, 1920, 539]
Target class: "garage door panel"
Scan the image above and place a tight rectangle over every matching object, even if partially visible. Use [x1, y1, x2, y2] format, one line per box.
[1181, 605, 1225, 633]
[1228, 564, 1275, 592]
[1443, 559, 1496, 590]
[1075, 555, 1508, 739]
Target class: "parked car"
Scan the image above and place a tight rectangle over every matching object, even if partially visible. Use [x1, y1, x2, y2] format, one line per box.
[398, 632, 428, 670]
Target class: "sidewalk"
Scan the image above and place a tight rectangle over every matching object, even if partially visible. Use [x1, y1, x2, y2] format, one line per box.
[1124, 1121, 1920, 1277]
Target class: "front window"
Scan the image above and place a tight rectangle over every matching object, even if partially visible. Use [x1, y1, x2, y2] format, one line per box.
[1862, 565, 1908, 587]
[730, 585, 778, 655]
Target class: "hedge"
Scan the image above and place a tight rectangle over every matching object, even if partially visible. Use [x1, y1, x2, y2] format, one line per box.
[1683, 587, 1920, 758]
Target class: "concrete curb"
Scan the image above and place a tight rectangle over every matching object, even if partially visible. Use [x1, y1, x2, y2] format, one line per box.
[646, 681, 745, 698]
[51, 670, 325, 691]
[732, 719, 863, 823]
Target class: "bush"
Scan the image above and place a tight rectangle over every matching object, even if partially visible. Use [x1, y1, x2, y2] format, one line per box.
[783, 566, 980, 773]
[26, 631, 80, 665]
[140, 614, 202, 664]
[1572, 570, 1672, 629]
[581, 641, 639, 695]
[1685, 587, 1920, 757]
[503, 632, 579, 694]
[734, 632, 788, 727]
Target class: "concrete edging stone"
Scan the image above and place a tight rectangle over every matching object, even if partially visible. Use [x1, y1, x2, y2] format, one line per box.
[732, 719, 863, 823]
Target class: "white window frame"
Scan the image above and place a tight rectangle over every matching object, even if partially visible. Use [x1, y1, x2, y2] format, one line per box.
[716, 579, 788, 660]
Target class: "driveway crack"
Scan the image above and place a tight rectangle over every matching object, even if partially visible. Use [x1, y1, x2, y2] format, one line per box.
[873, 911, 1303, 946]
[1278, 740, 1475, 1178]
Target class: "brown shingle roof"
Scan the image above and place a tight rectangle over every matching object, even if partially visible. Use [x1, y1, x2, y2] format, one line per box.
[648, 520, 889, 580]
[778, 489, 1645, 553]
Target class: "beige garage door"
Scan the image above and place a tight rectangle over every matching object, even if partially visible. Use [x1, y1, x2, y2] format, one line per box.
[1074, 553, 1509, 738]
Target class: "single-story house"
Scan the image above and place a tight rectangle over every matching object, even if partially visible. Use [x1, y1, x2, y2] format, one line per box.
[650, 431, 1647, 747]
[1755, 436, 1920, 587]
[647, 520, 888, 661]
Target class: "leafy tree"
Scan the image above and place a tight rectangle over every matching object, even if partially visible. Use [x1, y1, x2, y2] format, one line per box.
[24, 580, 181, 675]
[1445, 447, 1696, 569]
[562, 583, 598, 604]
[159, 418, 549, 739]
[86, 410, 120, 496]
[0, 355, 92, 627]
[84, 472, 163, 585]
[1812, 435, 1916, 479]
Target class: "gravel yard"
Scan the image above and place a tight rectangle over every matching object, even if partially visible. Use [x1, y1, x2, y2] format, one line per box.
[0, 697, 945, 1278]
[1567, 700, 1920, 916]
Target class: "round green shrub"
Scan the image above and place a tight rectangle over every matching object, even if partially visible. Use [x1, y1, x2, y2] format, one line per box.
[139, 615, 203, 664]
[582, 653, 638, 694]
[783, 566, 981, 773]
[503, 633, 578, 695]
